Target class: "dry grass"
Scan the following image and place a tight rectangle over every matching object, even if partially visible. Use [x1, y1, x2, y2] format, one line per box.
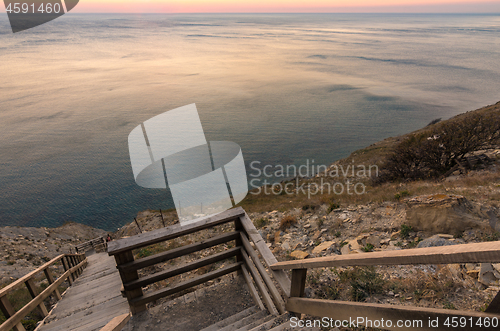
[279, 215, 297, 230]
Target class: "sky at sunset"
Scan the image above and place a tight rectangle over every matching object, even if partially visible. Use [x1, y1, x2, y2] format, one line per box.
[69, 0, 500, 13]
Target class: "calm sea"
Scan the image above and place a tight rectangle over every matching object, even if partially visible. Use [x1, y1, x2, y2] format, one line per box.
[0, 14, 499, 231]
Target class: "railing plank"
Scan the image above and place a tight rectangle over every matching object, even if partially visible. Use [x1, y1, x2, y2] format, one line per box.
[241, 264, 265, 311]
[286, 297, 500, 331]
[108, 207, 245, 256]
[123, 247, 241, 291]
[99, 313, 131, 331]
[240, 249, 279, 316]
[0, 255, 64, 298]
[62, 256, 73, 285]
[486, 290, 500, 314]
[43, 268, 62, 300]
[25, 279, 49, 317]
[239, 214, 291, 297]
[0, 258, 86, 331]
[0, 295, 26, 331]
[130, 262, 242, 307]
[240, 233, 286, 314]
[271, 241, 500, 270]
[118, 231, 240, 272]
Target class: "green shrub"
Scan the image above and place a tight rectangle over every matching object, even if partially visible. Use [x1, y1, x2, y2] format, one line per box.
[254, 218, 269, 228]
[336, 267, 385, 302]
[362, 243, 374, 252]
[400, 224, 413, 239]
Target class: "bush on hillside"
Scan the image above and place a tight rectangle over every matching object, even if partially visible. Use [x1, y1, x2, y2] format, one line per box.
[377, 110, 500, 182]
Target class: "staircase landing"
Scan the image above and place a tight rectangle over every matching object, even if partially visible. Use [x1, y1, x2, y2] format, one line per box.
[37, 252, 129, 331]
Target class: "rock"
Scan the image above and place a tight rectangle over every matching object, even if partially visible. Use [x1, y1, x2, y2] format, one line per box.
[417, 234, 459, 248]
[405, 194, 487, 234]
[479, 263, 500, 286]
[290, 250, 309, 259]
[312, 241, 335, 254]
[380, 238, 391, 245]
[366, 235, 382, 248]
[390, 231, 401, 240]
[281, 241, 291, 251]
[348, 238, 361, 250]
[340, 244, 351, 255]
[312, 230, 323, 241]
[466, 263, 478, 272]
[447, 264, 463, 280]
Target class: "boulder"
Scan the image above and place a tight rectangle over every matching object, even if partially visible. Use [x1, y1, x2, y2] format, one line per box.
[405, 194, 488, 234]
[479, 263, 500, 286]
[417, 234, 458, 248]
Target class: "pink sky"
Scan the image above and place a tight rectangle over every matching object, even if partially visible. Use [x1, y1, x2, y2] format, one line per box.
[72, 1, 500, 13]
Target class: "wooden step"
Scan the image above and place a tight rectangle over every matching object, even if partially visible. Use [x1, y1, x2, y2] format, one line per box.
[247, 313, 290, 331]
[235, 314, 274, 331]
[199, 306, 260, 331]
[267, 323, 290, 331]
[218, 310, 268, 331]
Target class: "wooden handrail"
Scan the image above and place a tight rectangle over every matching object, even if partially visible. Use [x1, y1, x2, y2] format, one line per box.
[271, 241, 500, 270]
[110, 208, 249, 314]
[240, 232, 285, 314]
[108, 207, 246, 255]
[0, 255, 64, 298]
[274, 240, 500, 328]
[123, 247, 241, 291]
[76, 237, 106, 253]
[0, 254, 87, 331]
[110, 207, 290, 318]
[117, 231, 240, 272]
[238, 214, 291, 297]
[286, 297, 500, 331]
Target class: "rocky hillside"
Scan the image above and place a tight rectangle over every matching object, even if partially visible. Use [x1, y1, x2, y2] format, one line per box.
[0, 223, 107, 285]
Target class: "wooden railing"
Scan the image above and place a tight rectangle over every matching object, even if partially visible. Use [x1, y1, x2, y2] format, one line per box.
[0, 253, 87, 331]
[271, 242, 500, 331]
[76, 237, 106, 254]
[107, 207, 290, 316]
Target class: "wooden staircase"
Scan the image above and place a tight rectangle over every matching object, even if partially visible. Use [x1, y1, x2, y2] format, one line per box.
[200, 306, 318, 331]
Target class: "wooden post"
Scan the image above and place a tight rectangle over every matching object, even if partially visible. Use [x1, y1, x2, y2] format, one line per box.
[44, 268, 62, 300]
[69, 256, 76, 279]
[486, 290, 500, 313]
[290, 269, 307, 298]
[62, 256, 73, 285]
[234, 219, 243, 275]
[134, 218, 143, 234]
[159, 209, 166, 227]
[290, 268, 307, 317]
[0, 295, 26, 331]
[25, 279, 49, 317]
[114, 250, 146, 314]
